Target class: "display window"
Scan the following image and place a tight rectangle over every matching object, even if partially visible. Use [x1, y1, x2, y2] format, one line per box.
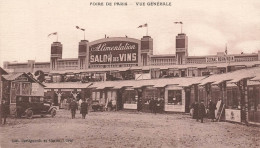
[168, 90, 182, 105]
[123, 89, 137, 104]
[248, 86, 260, 111]
[144, 88, 159, 104]
[226, 87, 241, 109]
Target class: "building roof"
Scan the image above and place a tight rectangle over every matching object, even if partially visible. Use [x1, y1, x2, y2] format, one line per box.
[45, 82, 92, 89]
[150, 54, 176, 58]
[57, 58, 78, 61]
[2, 73, 24, 81]
[0, 67, 8, 75]
[2, 72, 46, 87]
[49, 60, 260, 74]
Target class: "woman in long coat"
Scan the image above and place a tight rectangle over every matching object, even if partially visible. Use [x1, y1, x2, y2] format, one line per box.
[80, 99, 88, 119]
[198, 101, 206, 123]
[191, 101, 199, 119]
[208, 100, 216, 121]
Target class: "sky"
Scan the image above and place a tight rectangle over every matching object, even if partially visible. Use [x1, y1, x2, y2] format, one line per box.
[0, 0, 260, 66]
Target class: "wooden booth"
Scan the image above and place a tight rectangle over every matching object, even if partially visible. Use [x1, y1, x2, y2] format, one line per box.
[1, 73, 45, 115]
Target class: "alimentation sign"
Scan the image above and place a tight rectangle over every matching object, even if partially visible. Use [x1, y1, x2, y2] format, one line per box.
[89, 41, 138, 64]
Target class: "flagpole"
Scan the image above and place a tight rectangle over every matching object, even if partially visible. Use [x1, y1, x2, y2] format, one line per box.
[146, 26, 148, 36]
[56, 33, 58, 42]
[225, 43, 228, 73]
[84, 31, 85, 40]
[181, 24, 183, 34]
[110, 51, 112, 75]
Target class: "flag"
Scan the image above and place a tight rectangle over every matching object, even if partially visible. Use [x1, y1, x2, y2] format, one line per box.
[48, 32, 57, 37]
[174, 21, 183, 24]
[76, 26, 85, 31]
[138, 23, 148, 28]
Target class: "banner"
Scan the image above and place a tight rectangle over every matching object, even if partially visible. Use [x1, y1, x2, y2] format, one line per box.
[89, 41, 138, 64]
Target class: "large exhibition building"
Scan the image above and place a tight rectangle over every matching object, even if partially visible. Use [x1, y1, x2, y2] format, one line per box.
[3, 33, 260, 82]
[2, 33, 260, 124]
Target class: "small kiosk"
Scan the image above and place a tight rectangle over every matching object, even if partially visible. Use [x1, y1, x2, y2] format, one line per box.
[1, 73, 45, 115]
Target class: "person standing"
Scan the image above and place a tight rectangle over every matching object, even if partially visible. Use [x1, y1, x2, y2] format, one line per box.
[137, 97, 142, 112]
[1, 100, 8, 125]
[191, 101, 199, 119]
[198, 100, 206, 123]
[153, 98, 159, 114]
[150, 98, 156, 114]
[80, 99, 88, 119]
[78, 98, 83, 111]
[69, 99, 78, 119]
[159, 98, 164, 113]
[208, 100, 217, 122]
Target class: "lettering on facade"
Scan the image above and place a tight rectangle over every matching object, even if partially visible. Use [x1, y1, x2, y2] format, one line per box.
[206, 56, 235, 63]
[61, 89, 74, 91]
[89, 41, 138, 64]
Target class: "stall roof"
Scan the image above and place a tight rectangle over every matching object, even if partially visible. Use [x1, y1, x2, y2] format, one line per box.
[45, 82, 92, 89]
[251, 75, 260, 81]
[248, 80, 260, 86]
[90, 76, 205, 90]
[200, 67, 260, 85]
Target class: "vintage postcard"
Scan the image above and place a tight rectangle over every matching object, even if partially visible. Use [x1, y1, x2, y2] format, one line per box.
[0, 0, 260, 148]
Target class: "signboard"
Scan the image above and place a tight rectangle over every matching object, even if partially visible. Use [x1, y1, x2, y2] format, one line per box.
[89, 41, 138, 64]
[44, 89, 51, 92]
[225, 109, 241, 122]
[165, 104, 185, 112]
[61, 89, 74, 91]
[206, 56, 235, 63]
[32, 83, 39, 93]
[135, 73, 151, 80]
[123, 103, 137, 109]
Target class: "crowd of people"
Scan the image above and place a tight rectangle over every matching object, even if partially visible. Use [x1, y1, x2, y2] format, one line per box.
[190, 100, 217, 123]
[2, 96, 217, 124]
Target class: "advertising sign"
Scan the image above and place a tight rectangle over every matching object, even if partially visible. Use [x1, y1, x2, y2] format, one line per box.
[123, 103, 137, 109]
[206, 56, 235, 63]
[89, 41, 138, 64]
[225, 109, 241, 122]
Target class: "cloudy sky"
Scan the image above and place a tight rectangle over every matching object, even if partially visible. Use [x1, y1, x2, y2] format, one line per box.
[0, 0, 260, 66]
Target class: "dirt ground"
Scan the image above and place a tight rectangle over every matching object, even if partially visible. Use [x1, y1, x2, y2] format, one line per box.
[0, 109, 259, 148]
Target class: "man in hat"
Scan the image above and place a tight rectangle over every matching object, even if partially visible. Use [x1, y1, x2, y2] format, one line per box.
[69, 99, 78, 119]
[198, 100, 206, 123]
